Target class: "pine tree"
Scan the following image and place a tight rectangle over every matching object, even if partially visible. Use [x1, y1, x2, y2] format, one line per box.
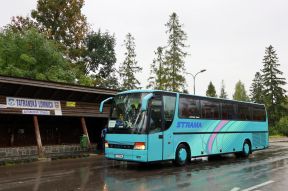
[147, 46, 166, 90]
[119, 33, 142, 90]
[162, 12, 188, 92]
[261, 45, 287, 123]
[250, 72, 264, 103]
[219, 80, 228, 99]
[206, 81, 217, 97]
[233, 81, 249, 101]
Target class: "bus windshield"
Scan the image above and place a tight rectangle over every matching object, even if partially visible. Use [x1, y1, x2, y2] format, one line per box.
[109, 93, 148, 134]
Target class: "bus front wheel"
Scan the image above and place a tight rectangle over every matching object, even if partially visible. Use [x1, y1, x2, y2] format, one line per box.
[174, 144, 189, 166]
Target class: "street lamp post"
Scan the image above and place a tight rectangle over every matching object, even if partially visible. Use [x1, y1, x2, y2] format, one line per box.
[186, 69, 207, 95]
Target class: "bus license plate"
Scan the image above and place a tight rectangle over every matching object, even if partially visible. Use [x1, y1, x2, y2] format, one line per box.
[115, 154, 124, 159]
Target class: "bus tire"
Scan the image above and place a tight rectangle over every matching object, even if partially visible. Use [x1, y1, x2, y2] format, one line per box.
[241, 140, 251, 157]
[174, 144, 189, 166]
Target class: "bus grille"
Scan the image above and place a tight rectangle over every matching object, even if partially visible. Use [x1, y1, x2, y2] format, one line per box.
[108, 144, 134, 149]
[252, 133, 267, 147]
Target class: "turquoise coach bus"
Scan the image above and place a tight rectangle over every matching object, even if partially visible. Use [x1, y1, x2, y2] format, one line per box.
[99, 90, 268, 166]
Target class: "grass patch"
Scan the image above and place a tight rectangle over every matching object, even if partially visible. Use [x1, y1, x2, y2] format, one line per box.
[0, 158, 38, 166]
[50, 153, 90, 161]
[269, 134, 286, 138]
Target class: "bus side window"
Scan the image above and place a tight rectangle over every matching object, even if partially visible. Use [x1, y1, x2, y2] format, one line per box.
[163, 95, 176, 130]
[252, 106, 266, 121]
[179, 96, 200, 119]
[149, 99, 162, 133]
[238, 104, 252, 120]
[221, 102, 237, 120]
[201, 100, 220, 119]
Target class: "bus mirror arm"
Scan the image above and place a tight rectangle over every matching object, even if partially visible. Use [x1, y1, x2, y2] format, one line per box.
[99, 97, 113, 113]
[141, 93, 153, 112]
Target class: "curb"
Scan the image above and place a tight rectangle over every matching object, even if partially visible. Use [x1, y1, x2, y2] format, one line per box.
[269, 140, 288, 143]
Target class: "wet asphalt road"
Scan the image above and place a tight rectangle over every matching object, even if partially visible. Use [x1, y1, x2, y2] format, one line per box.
[1, 142, 288, 191]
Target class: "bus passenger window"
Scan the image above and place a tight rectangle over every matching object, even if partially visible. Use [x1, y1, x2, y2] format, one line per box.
[252, 106, 266, 121]
[238, 105, 252, 120]
[179, 96, 200, 119]
[201, 100, 220, 119]
[221, 103, 237, 120]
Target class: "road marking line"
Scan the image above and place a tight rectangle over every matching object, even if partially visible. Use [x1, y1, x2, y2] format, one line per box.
[241, 180, 274, 191]
[230, 187, 240, 191]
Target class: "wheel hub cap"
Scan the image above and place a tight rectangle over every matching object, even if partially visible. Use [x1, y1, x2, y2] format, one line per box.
[244, 144, 250, 154]
[179, 148, 187, 161]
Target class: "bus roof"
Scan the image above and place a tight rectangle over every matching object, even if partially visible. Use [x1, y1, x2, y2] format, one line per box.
[117, 89, 265, 107]
[117, 89, 155, 94]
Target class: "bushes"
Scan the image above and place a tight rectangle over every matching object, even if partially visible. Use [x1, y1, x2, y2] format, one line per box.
[270, 116, 288, 136]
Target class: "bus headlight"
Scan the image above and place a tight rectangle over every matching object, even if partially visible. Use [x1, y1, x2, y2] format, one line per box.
[134, 142, 146, 150]
[105, 141, 109, 148]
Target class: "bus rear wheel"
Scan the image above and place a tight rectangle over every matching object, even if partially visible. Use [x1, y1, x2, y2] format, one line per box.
[174, 144, 189, 166]
[241, 141, 251, 157]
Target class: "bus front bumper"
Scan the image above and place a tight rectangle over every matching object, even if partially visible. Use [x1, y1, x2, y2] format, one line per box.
[105, 148, 148, 162]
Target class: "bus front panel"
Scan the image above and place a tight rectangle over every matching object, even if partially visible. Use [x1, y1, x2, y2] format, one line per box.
[105, 134, 148, 162]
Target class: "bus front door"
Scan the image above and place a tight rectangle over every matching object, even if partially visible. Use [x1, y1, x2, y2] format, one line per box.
[147, 98, 163, 161]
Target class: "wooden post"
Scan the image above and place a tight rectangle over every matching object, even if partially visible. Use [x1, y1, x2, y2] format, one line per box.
[10, 127, 14, 146]
[81, 117, 91, 147]
[33, 116, 44, 158]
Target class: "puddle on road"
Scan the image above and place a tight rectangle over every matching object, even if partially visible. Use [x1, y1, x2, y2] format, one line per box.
[2, 143, 288, 191]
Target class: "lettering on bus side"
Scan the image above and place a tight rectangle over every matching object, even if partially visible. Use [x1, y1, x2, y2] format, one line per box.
[176, 121, 202, 128]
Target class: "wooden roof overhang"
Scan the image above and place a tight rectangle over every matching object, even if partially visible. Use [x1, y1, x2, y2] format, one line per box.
[0, 75, 118, 103]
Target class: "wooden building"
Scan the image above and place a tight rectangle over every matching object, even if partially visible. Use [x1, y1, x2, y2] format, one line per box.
[0, 75, 117, 161]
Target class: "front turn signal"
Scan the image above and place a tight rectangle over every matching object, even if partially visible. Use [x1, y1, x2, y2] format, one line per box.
[105, 141, 109, 148]
[134, 142, 146, 150]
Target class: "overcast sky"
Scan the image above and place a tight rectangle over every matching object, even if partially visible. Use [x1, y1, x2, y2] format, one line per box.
[1, 0, 287, 97]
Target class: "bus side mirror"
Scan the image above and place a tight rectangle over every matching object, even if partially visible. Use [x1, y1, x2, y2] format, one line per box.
[141, 93, 153, 112]
[99, 97, 113, 113]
